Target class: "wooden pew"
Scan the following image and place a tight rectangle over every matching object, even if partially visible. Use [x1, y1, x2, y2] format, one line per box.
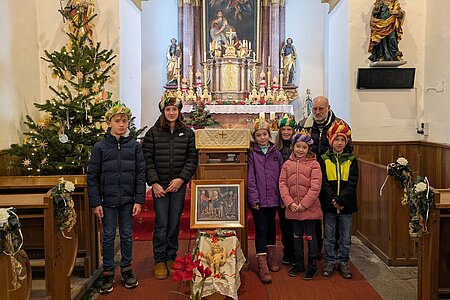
[418, 188, 450, 300]
[0, 191, 78, 299]
[354, 159, 418, 266]
[0, 175, 99, 278]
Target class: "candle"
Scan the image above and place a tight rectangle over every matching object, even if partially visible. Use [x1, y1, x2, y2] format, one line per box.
[253, 52, 256, 61]
[189, 55, 193, 66]
[204, 51, 207, 62]
[259, 112, 265, 119]
[268, 55, 271, 66]
[280, 55, 283, 68]
[177, 57, 180, 68]
[249, 42, 251, 50]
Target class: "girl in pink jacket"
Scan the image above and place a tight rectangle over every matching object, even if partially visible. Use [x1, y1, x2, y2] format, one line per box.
[279, 132, 322, 280]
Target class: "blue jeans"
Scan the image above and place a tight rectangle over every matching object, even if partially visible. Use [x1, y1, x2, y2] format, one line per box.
[153, 184, 186, 263]
[102, 203, 134, 271]
[323, 212, 353, 264]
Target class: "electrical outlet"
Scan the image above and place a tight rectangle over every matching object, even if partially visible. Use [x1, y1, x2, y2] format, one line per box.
[417, 122, 429, 136]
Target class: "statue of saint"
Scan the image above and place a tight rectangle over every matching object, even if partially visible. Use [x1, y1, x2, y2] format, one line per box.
[166, 38, 181, 85]
[281, 38, 297, 85]
[368, 0, 405, 62]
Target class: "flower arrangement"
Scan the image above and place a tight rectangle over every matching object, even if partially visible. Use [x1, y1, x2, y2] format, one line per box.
[51, 177, 77, 238]
[171, 253, 212, 300]
[380, 157, 434, 238]
[0, 207, 27, 290]
[185, 101, 220, 129]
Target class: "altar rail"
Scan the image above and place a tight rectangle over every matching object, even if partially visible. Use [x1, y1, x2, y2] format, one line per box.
[354, 159, 417, 266]
[0, 191, 78, 300]
[0, 175, 99, 278]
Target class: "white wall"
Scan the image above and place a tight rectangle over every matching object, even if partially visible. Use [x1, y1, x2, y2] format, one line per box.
[285, 0, 325, 119]
[423, 0, 450, 144]
[326, 0, 350, 123]
[120, 0, 142, 129]
[0, 1, 41, 150]
[347, 0, 427, 142]
[141, 1, 178, 129]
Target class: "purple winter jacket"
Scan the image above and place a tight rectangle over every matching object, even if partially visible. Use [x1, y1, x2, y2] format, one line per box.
[247, 143, 283, 208]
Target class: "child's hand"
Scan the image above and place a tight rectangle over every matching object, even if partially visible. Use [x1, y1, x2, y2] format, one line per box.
[298, 203, 306, 212]
[152, 183, 166, 198]
[252, 204, 260, 210]
[289, 203, 298, 212]
[132, 203, 142, 216]
[94, 206, 104, 218]
[165, 178, 184, 193]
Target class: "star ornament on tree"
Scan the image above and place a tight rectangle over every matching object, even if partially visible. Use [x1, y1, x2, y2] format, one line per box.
[22, 159, 31, 167]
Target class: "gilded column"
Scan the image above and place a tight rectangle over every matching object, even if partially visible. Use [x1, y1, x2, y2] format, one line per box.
[279, 0, 286, 51]
[261, 0, 270, 71]
[193, 0, 202, 72]
[181, 0, 194, 80]
[270, 0, 280, 77]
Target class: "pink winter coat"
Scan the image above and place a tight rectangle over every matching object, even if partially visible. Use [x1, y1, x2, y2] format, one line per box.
[279, 153, 323, 221]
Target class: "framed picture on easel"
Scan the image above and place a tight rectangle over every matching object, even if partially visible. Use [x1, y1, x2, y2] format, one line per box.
[190, 179, 245, 229]
[203, 0, 261, 60]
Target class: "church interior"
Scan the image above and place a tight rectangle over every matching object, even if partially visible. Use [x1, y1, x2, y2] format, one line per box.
[0, 0, 449, 299]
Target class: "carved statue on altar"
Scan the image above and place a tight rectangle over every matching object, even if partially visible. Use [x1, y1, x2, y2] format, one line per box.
[368, 0, 405, 62]
[166, 38, 181, 85]
[281, 38, 297, 85]
[207, 242, 227, 276]
[259, 72, 266, 96]
[195, 71, 202, 97]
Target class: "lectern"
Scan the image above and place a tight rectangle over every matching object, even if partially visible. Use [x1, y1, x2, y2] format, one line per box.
[195, 129, 250, 260]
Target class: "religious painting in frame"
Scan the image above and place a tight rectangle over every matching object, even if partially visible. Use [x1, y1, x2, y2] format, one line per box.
[203, 0, 261, 61]
[190, 179, 245, 229]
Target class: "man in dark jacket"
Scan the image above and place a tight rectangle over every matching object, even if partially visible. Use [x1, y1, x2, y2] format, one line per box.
[297, 96, 352, 258]
[87, 103, 146, 294]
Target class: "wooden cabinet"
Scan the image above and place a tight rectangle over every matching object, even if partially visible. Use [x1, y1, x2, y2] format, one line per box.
[196, 149, 249, 260]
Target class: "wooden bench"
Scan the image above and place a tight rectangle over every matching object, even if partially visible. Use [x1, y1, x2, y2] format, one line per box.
[0, 191, 78, 299]
[0, 175, 99, 278]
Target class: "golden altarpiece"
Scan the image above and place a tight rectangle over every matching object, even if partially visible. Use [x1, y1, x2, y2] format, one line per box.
[165, 0, 299, 261]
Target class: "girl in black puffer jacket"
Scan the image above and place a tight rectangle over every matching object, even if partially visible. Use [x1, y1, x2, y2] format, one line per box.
[142, 96, 198, 280]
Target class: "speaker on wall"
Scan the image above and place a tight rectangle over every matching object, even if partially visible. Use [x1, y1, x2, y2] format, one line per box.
[356, 68, 415, 89]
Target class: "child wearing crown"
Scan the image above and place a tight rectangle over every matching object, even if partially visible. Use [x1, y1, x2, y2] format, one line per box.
[248, 117, 283, 283]
[87, 102, 146, 294]
[318, 120, 358, 279]
[279, 131, 322, 280]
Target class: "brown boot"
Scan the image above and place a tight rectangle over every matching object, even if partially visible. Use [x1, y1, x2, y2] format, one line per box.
[267, 245, 280, 272]
[154, 262, 168, 280]
[256, 253, 272, 283]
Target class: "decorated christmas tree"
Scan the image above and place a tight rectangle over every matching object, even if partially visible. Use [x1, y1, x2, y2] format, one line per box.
[7, 0, 141, 175]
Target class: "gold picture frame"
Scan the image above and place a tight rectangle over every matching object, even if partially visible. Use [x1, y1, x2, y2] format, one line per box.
[202, 0, 261, 61]
[190, 179, 245, 229]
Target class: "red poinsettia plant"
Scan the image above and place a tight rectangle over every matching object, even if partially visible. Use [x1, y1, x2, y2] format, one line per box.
[171, 253, 212, 300]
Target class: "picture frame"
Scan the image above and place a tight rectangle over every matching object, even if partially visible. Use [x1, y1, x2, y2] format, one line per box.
[203, 0, 261, 61]
[190, 179, 245, 229]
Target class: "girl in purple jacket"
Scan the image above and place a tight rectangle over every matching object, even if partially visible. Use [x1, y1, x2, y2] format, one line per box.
[248, 117, 283, 283]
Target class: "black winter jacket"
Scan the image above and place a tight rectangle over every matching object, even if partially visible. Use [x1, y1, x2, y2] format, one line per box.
[142, 122, 198, 187]
[87, 129, 146, 208]
[318, 150, 358, 214]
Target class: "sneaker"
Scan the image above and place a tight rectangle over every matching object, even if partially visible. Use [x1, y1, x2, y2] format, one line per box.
[303, 264, 318, 280]
[100, 272, 115, 294]
[121, 267, 138, 288]
[338, 262, 352, 279]
[322, 262, 335, 277]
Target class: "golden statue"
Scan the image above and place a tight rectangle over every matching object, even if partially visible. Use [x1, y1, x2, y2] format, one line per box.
[206, 242, 227, 276]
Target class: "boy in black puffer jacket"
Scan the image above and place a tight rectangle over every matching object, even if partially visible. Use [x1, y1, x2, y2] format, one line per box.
[87, 103, 146, 294]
